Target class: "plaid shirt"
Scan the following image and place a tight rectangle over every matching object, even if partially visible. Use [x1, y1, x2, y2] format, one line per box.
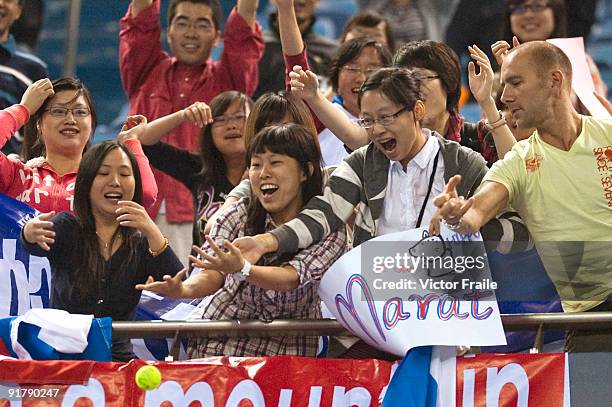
[446, 111, 498, 167]
[187, 199, 347, 358]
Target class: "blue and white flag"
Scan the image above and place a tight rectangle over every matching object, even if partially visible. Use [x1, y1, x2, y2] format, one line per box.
[382, 346, 456, 407]
[0, 193, 50, 317]
[0, 309, 112, 361]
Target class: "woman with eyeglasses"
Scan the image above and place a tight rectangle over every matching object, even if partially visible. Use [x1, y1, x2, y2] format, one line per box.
[494, 0, 607, 97]
[320, 37, 392, 166]
[239, 67, 487, 263]
[393, 40, 517, 167]
[135, 91, 253, 252]
[229, 69, 488, 359]
[287, 40, 516, 168]
[0, 77, 158, 214]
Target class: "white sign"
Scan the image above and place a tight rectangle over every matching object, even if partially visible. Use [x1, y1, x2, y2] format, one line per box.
[547, 37, 611, 119]
[318, 227, 506, 356]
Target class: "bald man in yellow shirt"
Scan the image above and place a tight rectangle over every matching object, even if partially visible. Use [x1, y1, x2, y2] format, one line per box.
[430, 41, 612, 352]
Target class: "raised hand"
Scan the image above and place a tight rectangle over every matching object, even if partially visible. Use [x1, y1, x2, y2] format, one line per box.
[491, 36, 520, 66]
[135, 269, 188, 299]
[428, 175, 474, 235]
[21, 78, 54, 115]
[183, 101, 213, 128]
[468, 45, 495, 105]
[23, 211, 56, 251]
[192, 236, 245, 275]
[289, 65, 319, 101]
[117, 115, 148, 143]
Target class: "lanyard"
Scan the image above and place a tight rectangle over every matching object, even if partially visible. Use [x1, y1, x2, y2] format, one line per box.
[415, 149, 440, 228]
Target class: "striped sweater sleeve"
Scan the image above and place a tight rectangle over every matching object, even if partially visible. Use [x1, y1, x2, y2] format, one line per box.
[481, 211, 534, 254]
[271, 151, 366, 253]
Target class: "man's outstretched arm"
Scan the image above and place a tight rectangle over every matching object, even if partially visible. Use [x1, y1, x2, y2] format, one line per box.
[429, 176, 510, 236]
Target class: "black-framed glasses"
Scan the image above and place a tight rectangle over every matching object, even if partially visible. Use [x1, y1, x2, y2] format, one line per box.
[212, 113, 247, 126]
[509, 2, 549, 14]
[357, 106, 409, 129]
[45, 107, 91, 118]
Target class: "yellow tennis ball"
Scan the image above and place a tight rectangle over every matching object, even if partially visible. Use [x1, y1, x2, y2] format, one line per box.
[135, 365, 162, 391]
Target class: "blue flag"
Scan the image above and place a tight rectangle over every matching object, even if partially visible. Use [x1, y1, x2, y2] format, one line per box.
[0, 193, 51, 317]
[383, 346, 437, 407]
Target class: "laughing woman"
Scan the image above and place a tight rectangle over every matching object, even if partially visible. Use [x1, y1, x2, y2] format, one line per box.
[137, 124, 347, 357]
[21, 141, 183, 361]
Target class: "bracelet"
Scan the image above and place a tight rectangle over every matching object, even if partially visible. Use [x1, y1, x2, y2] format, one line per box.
[485, 110, 507, 131]
[149, 236, 169, 257]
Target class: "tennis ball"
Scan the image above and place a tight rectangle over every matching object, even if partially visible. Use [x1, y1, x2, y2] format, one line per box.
[135, 365, 162, 391]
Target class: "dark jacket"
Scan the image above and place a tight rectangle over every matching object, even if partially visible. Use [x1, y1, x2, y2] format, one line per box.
[253, 13, 338, 99]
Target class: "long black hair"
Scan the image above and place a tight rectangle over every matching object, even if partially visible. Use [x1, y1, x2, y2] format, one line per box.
[198, 90, 253, 188]
[71, 141, 142, 301]
[22, 77, 97, 161]
[244, 124, 323, 236]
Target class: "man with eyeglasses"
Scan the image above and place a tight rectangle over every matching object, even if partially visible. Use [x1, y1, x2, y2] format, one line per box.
[119, 0, 264, 265]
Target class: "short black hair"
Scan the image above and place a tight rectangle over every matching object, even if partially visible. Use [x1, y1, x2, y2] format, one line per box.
[340, 10, 395, 51]
[168, 0, 222, 31]
[245, 124, 323, 235]
[329, 38, 392, 92]
[358, 67, 422, 112]
[393, 40, 461, 113]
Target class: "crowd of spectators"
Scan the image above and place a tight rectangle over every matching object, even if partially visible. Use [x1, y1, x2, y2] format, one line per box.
[1, 0, 611, 360]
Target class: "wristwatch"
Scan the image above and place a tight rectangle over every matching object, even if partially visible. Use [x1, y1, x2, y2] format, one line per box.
[234, 259, 251, 281]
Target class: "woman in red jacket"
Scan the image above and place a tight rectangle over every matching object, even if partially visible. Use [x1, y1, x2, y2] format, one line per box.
[0, 77, 157, 213]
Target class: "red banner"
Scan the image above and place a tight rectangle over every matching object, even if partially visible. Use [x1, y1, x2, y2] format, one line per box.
[0, 353, 566, 406]
[457, 353, 566, 407]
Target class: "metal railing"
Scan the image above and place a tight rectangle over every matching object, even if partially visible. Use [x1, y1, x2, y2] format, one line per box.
[113, 312, 612, 340]
[113, 312, 612, 356]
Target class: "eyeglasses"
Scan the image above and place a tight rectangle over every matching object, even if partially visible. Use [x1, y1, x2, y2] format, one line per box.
[45, 106, 91, 118]
[420, 74, 439, 82]
[357, 107, 409, 129]
[341, 65, 381, 77]
[509, 2, 549, 14]
[213, 113, 247, 126]
[171, 18, 214, 34]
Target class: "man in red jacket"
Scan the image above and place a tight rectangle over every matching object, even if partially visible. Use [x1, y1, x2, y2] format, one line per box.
[119, 0, 264, 265]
